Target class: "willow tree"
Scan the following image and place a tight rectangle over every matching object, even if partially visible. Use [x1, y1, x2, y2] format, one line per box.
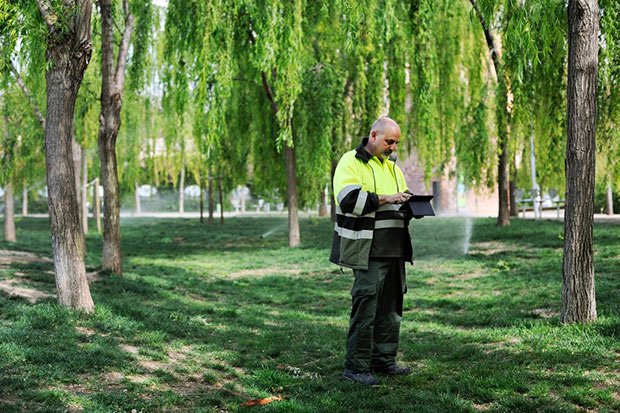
[97, 0, 153, 274]
[598, 0, 620, 215]
[502, 0, 567, 196]
[562, 0, 599, 324]
[33, 0, 95, 311]
[468, 0, 514, 226]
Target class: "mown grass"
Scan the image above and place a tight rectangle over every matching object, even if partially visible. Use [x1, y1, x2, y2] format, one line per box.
[0, 216, 618, 412]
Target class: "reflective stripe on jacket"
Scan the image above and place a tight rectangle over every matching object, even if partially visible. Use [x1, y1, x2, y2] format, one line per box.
[329, 138, 413, 270]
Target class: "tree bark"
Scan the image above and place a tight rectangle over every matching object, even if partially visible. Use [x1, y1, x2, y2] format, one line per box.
[470, 0, 511, 227]
[199, 172, 204, 224]
[72, 137, 84, 235]
[37, 0, 94, 312]
[179, 157, 185, 215]
[22, 185, 28, 217]
[218, 174, 224, 224]
[562, 0, 598, 324]
[318, 185, 328, 217]
[606, 179, 614, 215]
[97, 0, 134, 275]
[208, 165, 215, 224]
[135, 182, 141, 214]
[4, 183, 16, 243]
[284, 143, 301, 247]
[261, 71, 301, 247]
[94, 178, 101, 234]
[81, 147, 88, 234]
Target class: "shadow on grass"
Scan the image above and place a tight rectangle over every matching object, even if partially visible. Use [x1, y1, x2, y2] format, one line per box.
[0, 217, 618, 412]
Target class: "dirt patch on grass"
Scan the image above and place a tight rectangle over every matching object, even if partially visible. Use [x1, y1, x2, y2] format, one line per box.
[227, 267, 302, 279]
[531, 308, 559, 319]
[469, 241, 515, 255]
[0, 250, 53, 266]
[0, 279, 55, 303]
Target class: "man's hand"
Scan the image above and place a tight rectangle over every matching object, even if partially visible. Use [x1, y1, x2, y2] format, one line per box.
[379, 192, 412, 205]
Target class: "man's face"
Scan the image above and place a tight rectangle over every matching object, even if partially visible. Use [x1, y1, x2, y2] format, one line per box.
[373, 128, 401, 158]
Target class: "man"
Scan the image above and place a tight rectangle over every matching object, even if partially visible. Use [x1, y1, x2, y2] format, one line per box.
[330, 116, 413, 386]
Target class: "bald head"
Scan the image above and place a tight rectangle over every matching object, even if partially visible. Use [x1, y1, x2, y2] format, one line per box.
[370, 117, 401, 137]
[365, 116, 401, 158]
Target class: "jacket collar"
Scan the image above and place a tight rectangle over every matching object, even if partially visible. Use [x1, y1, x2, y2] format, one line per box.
[355, 138, 373, 163]
[355, 138, 397, 163]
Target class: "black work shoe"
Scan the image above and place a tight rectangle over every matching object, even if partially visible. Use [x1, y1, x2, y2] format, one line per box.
[343, 369, 380, 385]
[373, 364, 411, 376]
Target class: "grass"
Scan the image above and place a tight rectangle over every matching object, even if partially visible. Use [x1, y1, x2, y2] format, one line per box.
[0, 215, 618, 412]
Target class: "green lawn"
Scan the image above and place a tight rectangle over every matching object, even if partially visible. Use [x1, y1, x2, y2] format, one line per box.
[0, 216, 618, 412]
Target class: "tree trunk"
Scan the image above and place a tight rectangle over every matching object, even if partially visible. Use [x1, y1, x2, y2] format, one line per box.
[318, 185, 328, 217]
[509, 180, 518, 217]
[179, 158, 185, 215]
[470, 0, 511, 227]
[606, 179, 614, 215]
[97, 0, 134, 275]
[135, 182, 141, 214]
[284, 144, 301, 247]
[72, 137, 84, 235]
[94, 178, 101, 234]
[562, 0, 598, 324]
[22, 186, 28, 217]
[38, 0, 94, 312]
[218, 175, 224, 224]
[260, 71, 301, 247]
[199, 172, 204, 224]
[208, 165, 214, 224]
[81, 148, 88, 234]
[4, 183, 16, 243]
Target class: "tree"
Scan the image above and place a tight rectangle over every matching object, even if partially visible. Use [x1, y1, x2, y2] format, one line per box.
[35, 0, 95, 312]
[562, 0, 599, 323]
[97, 0, 136, 274]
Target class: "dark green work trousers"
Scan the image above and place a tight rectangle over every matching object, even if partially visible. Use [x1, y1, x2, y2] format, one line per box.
[344, 258, 406, 373]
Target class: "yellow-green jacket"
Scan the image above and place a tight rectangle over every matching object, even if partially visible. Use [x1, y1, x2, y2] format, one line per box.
[329, 138, 413, 270]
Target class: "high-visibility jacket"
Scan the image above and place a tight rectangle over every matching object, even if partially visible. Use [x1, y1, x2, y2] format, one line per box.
[329, 139, 413, 270]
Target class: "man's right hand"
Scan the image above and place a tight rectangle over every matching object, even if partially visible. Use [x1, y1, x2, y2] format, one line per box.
[379, 192, 412, 205]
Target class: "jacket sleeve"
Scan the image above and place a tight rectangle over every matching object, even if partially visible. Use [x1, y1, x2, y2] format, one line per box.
[333, 154, 379, 216]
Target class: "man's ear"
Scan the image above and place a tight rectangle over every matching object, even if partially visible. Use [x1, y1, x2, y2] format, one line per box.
[370, 130, 377, 141]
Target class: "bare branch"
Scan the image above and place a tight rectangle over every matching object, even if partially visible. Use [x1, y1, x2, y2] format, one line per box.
[261, 71, 279, 114]
[114, 3, 135, 92]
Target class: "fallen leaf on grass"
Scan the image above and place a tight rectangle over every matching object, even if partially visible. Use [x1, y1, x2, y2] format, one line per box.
[240, 396, 283, 407]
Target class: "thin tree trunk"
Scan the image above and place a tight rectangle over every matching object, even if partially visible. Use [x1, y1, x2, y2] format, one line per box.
[72, 137, 84, 234]
[179, 158, 185, 215]
[562, 0, 598, 324]
[135, 182, 141, 214]
[606, 179, 614, 215]
[208, 165, 214, 224]
[97, 0, 134, 275]
[261, 71, 301, 247]
[199, 172, 204, 224]
[218, 175, 224, 224]
[4, 183, 16, 243]
[470, 0, 511, 227]
[94, 178, 101, 234]
[509, 179, 518, 217]
[81, 148, 88, 234]
[37, 0, 94, 312]
[318, 185, 328, 217]
[22, 185, 28, 217]
[284, 144, 301, 247]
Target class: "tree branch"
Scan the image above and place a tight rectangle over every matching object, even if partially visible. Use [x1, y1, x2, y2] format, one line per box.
[10, 62, 45, 130]
[35, 0, 58, 28]
[261, 71, 279, 114]
[114, 0, 135, 92]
